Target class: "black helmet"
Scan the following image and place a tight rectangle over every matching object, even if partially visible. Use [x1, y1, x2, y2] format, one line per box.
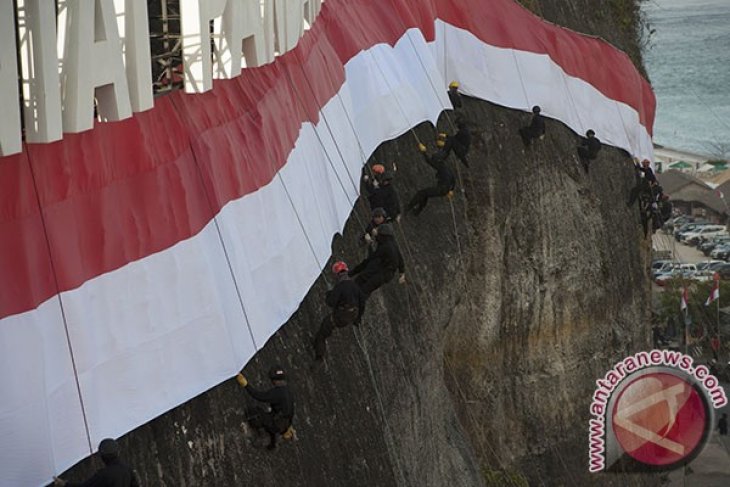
[269, 365, 286, 381]
[377, 223, 395, 237]
[586, 129, 595, 137]
[532, 105, 541, 114]
[372, 207, 387, 218]
[98, 438, 120, 457]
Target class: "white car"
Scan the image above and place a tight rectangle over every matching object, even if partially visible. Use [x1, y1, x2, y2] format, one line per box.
[682, 225, 728, 244]
[655, 264, 698, 286]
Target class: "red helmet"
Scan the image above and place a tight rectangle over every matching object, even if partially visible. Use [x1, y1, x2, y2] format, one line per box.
[332, 261, 348, 274]
[372, 164, 385, 175]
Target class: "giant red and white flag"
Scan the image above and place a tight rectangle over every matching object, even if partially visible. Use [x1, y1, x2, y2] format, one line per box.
[0, 0, 656, 485]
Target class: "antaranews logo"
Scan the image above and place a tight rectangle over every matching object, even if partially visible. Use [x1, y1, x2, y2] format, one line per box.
[588, 349, 727, 473]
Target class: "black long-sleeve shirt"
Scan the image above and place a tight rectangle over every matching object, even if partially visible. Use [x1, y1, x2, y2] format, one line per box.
[445, 128, 471, 157]
[634, 162, 657, 184]
[365, 183, 400, 219]
[66, 460, 139, 487]
[579, 136, 601, 159]
[245, 384, 294, 419]
[448, 89, 462, 109]
[421, 151, 456, 190]
[659, 200, 673, 220]
[351, 235, 405, 276]
[325, 277, 366, 318]
[529, 114, 545, 136]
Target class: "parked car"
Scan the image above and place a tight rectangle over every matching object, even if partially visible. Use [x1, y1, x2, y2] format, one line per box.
[712, 244, 730, 260]
[675, 222, 709, 241]
[682, 225, 728, 245]
[715, 263, 730, 280]
[667, 215, 693, 232]
[696, 260, 724, 271]
[700, 235, 730, 255]
[652, 259, 673, 271]
[707, 261, 728, 272]
[653, 261, 679, 279]
[655, 264, 698, 286]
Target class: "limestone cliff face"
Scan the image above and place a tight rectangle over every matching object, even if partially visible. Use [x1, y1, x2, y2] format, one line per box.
[62, 2, 655, 486]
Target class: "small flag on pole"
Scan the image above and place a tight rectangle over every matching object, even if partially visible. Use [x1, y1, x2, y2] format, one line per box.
[717, 189, 725, 199]
[705, 273, 720, 306]
[681, 287, 689, 312]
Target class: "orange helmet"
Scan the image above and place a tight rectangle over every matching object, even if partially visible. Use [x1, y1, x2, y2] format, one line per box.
[372, 164, 385, 175]
[332, 261, 348, 274]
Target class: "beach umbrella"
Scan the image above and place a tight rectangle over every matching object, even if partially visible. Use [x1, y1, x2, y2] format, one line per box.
[669, 161, 692, 169]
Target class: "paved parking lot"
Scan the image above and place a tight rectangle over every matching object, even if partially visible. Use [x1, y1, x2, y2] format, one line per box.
[653, 231, 708, 264]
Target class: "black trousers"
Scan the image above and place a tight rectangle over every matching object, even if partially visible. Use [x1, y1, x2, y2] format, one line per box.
[314, 306, 359, 359]
[407, 185, 451, 215]
[628, 181, 651, 207]
[454, 148, 470, 168]
[355, 268, 396, 296]
[246, 406, 291, 446]
[519, 127, 541, 147]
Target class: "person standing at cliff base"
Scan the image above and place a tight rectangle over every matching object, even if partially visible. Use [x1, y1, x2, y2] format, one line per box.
[577, 129, 601, 173]
[448, 81, 462, 109]
[53, 439, 139, 487]
[349, 223, 406, 296]
[236, 366, 295, 450]
[313, 261, 367, 361]
[518, 105, 546, 148]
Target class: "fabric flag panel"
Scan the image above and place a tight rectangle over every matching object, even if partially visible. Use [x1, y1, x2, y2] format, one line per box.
[705, 276, 720, 306]
[0, 0, 655, 485]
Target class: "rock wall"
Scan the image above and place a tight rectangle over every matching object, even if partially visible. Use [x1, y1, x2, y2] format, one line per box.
[60, 2, 656, 486]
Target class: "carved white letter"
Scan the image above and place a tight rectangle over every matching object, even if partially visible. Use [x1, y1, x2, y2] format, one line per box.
[180, 0, 227, 93]
[17, 0, 64, 144]
[60, 0, 133, 133]
[0, 1, 22, 156]
[273, 0, 305, 54]
[114, 0, 154, 112]
[213, 0, 270, 79]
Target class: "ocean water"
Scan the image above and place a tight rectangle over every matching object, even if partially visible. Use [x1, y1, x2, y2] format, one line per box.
[642, 0, 730, 157]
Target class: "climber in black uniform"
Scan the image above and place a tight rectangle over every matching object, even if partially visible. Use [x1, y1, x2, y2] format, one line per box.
[448, 81, 462, 109]
[443, 119, 471, 168]
[363, 164, 401, 221]
[236, 366, 295, 450]
[406, 141, 456, 216]
[349, 223, 405, 296]
[518, 105, 546, 147]
[627, 158, 657, 207]
[577, 129, 601, 173]
[53, 439, 139, 487]
[313, 261, 367, 360]
[362, 207, 388, 255]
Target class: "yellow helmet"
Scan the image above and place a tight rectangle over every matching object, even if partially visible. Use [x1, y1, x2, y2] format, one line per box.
[436, 139, 446, 148]
[449, 81, 459, 89]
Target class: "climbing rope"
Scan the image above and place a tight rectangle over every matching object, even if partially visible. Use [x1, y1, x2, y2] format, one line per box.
[25, 150, 94, 455]
[170, 96, 259, 352]
[280, 66, 370, 235]
[510, 49, 531, 110]
[351, 327, 410, 486]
